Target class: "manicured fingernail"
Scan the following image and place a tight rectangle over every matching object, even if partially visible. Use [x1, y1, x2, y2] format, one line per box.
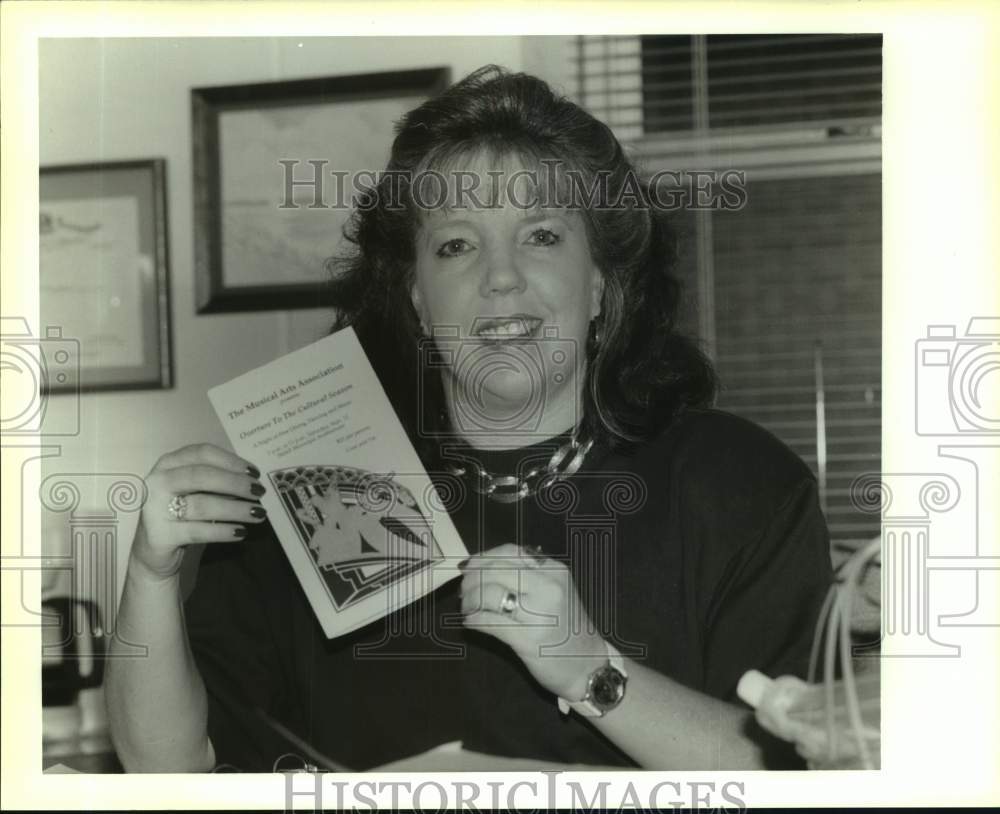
[246, 464, 261, 479]
[250, 482, 266, 497]
[233, 526, 247, 538]
[250, 505, 267, 518]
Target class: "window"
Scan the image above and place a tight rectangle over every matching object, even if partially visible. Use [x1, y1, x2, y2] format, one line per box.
[576, 35, 883, 562]
[641, 34, 881, 133]
[578, 34, 882, 139]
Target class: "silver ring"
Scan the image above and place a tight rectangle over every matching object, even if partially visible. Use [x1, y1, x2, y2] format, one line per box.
[167, 494, 188, 521]
[498, 590, 518, 616]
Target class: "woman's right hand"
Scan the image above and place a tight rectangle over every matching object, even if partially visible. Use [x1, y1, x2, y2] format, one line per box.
[130, 443, 268, 580]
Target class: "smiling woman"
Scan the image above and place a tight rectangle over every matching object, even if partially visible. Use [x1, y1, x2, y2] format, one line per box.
[106, 65, 834, 773]
[328, 71, 719, 464]
[409, 160, 604, 448]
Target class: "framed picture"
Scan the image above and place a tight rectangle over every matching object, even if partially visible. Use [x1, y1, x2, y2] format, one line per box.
[39, 159, 172, 392]
[191, 67, 450, 313]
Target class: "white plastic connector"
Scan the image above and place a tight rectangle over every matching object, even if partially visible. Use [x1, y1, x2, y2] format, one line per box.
[736, 669, 773, 709]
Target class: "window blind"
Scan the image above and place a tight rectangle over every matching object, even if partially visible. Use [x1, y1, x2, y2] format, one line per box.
[575, 35, 883, 560]
[671, 174, 882, 561]
[577, 34, 882, 138]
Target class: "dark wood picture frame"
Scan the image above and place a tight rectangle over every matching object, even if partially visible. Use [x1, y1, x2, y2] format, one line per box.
[191, 67, 451, 313]
[39, 158, 172, 392]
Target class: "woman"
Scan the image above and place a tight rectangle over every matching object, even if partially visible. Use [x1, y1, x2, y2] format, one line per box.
[105, 65, 832, 772]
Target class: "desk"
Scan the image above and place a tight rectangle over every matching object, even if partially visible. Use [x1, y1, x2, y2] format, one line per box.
[44, 751, 122, 773]
[374, 741, 624, 772]
[42, 740, 618, 774]
[43, 731, 121, 773]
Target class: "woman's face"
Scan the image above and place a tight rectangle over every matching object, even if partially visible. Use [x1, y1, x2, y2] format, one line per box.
[410, 157, 604, 440]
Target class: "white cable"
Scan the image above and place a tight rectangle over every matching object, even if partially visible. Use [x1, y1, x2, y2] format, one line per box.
[825, 537, 880, 768]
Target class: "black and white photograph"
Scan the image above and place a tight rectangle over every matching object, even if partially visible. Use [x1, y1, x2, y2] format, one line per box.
[39, 30, 883, 774]
[3, 2, 999, 811]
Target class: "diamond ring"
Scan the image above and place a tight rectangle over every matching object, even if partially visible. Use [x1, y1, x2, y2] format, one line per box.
[167, 494, 189, 521]
[498, 590, 518, 616]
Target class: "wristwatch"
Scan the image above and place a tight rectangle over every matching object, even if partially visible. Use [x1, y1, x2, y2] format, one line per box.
[557, 642, 628, 718]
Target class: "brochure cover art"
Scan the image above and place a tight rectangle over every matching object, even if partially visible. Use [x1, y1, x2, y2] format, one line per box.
[209, 327, 467, 638]
[269, 464, 444, 610]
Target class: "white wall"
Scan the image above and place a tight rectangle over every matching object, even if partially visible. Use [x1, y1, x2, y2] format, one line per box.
[37, 36, 574, 602]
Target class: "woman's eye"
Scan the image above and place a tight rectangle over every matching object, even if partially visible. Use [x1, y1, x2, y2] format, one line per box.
[526, 228, 561, 247]
[435, 238, 472, 258]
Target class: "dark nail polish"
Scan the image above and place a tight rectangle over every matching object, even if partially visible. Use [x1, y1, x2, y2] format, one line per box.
[233, 526, 247, 538]
[250, 505, 267, 519]
[246, 464, 261, 479]
[250, 482, 266, 497]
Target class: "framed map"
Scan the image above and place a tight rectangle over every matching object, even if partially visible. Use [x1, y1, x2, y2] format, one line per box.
[191, 67, 450, 312]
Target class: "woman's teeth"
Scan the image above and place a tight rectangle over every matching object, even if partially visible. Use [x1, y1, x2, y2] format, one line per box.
[475, 319, 538, 340]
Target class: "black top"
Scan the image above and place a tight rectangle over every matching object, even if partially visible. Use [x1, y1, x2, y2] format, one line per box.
[184, 408, 833, 771]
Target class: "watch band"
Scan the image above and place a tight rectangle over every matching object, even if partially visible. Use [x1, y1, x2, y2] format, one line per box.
[557, 641, 628, 717]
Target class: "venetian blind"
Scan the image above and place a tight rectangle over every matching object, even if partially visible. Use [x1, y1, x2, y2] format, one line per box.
[671, 175, 882, 560]
[575, 35, 883, 560]
[577, 34, 882, 139]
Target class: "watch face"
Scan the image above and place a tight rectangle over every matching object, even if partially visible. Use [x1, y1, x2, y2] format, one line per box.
[591, 665, 626, 708]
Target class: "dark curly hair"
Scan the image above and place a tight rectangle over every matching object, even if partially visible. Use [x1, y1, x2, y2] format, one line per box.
[326, 64, 717, 464]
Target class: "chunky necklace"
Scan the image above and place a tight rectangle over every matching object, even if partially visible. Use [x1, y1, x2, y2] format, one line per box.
[445, 431, 594, 504]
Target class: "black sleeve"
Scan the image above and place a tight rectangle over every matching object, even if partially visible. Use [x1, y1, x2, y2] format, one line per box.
[182, 525, 301, 772]
[701, 476, 833, 694]
[662, 410, 834, 697]
[700, 475, 834, 768]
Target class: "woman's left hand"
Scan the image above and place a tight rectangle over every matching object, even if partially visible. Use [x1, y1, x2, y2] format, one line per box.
[460, 542, 608, 702]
